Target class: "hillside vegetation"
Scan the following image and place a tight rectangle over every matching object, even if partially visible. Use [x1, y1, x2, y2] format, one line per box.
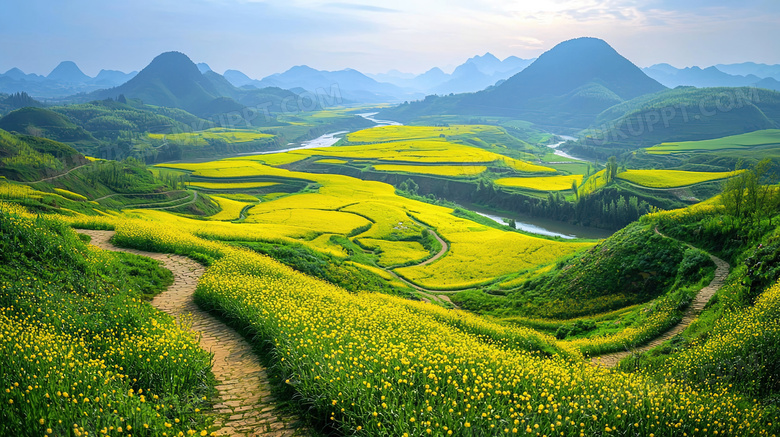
[0, 206, 215, 436]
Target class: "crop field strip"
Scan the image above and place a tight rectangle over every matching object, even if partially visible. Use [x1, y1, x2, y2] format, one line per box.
[616, 169, 741, 188]
[78, 230, 309, 437]
[645, 129, 780, 154]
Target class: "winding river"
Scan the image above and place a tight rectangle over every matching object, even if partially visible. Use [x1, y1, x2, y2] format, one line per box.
[546, 135, 589, 161]
[466, 205, 612, 240]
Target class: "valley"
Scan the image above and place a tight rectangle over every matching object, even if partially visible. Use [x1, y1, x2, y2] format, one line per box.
[2, 19, 780, 437]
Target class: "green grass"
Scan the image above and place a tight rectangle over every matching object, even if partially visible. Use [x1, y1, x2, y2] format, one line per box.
[646, 129, 780, 154]
[232, 240, 412, 297]
[0, 208, 215, 436]
[453, 222, 713, 319]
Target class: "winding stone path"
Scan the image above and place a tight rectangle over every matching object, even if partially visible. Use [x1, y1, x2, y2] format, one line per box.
[78, 230, 308, 437]
[592, 231, 730, 368]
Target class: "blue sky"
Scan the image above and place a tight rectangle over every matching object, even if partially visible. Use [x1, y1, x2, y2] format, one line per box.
[1, 0, 779, 78]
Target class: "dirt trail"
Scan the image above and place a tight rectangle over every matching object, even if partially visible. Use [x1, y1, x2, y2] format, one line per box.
[30, 164, 88, 183]
[592, 231, 730, 368]
[78, 230, 308, 437]
[378, 229, 462, 307]
[417, 229, 449, 266]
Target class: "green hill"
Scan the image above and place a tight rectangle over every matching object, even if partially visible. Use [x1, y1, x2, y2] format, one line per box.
[454, 221, 713, 319]
[0, 128, 87, 181]
[52, 99, 212, 140]
[0, 107, 96, 144]
[573, 87, 780, 158]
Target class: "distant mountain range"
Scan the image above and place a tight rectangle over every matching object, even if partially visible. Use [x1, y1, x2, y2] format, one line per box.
[230, 65, 421, 103]
[3, 49, 780, 107]
[0, 62, 137, 98]
[217, 53, 534, 102]
[380, 37, 668, 129]
[367, 53, 536, 95]
[643, 64, 780, 91]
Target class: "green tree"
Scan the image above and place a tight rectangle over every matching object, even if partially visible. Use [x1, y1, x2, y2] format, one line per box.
[605, 156, 619, 183]
[721, 158, 779, 226]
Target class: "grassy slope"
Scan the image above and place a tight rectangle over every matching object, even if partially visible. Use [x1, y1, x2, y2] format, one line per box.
[0, 207, 215, 436]
[454, 221, 714, 319]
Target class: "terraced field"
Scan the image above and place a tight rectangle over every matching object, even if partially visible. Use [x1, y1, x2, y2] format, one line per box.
[617, 169, 740, 188]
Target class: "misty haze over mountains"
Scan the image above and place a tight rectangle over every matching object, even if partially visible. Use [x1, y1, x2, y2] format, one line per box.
[4, 48, 780, 105]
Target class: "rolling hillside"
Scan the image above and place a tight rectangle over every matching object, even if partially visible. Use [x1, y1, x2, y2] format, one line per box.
[573, 87, 780, 156]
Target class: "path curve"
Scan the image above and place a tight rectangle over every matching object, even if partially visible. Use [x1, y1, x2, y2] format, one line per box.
[416, 229, 449, 267]
[377, 228, 461, 307]
[78, 229, 308, 437]
[125, 190, 199, 210]
[592, 230, 730, 368]
[30, 164, 88, 183]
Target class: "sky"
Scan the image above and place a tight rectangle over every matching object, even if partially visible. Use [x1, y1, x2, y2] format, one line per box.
[1, 0, 779, 79]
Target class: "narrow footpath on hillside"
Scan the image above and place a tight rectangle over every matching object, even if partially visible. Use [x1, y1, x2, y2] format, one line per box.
[378, 228, 464, 307]
[30, 164, 88, 183]
[78, 230, 309, 437]
[592, 229, 730, 368]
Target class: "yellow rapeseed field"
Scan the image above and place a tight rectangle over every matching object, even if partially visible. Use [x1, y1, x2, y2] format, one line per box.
[189, 181, 279, 189]
[358, 238, 431, 266]
[617, 169, 741, 188]
[148, 128, 274, 146]
[346, 124, 502, 143]
[243, 208, 372, 235]
[578, 169, 609, 196]
[208, 196, 251, 221]
[91, 218, 779, 437]
[373, 164, 487, 177]
[158, 158, 589, 288]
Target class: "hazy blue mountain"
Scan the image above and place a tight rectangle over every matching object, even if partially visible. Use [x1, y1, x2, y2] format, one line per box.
[413, 67, 450, 90]
[755, 77, 780, 92]
[381, 37, 666, 128]
[715, 62, 780, 80]
[223, 69, 255, 87]
[643, 64, 765, 88]
[430, 53, 534, 94]
[203, 70, 244, 98]
[255, 65, 419, 103]
[432, 61, 494, 94]
[3, 68, 45, 82]
[0, 65, 137, 97]
[368, 69, 416, 83]
[91, 69, 137, 87]
[465, 53, 503, 75]
[501, 56, 535, 74]
[47, 61, 91, 84]
[196, 63, 212, 73]
[371, 53, 535, 94]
